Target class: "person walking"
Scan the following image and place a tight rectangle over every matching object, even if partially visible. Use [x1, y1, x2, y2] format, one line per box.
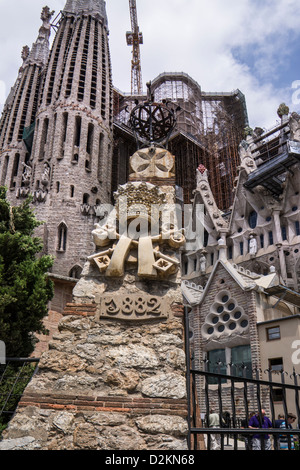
[208, 409, 221, 450]
[241, 411, 255, 450]
[279, 413, 297, 450]
[248, 409, 272, 450]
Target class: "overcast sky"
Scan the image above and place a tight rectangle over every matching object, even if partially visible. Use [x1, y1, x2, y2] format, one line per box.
[1, 0, 300, 130]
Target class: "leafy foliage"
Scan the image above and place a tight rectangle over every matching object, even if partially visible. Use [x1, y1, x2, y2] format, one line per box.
[0, 361, 38, 437]
[0, 187, 53, 357]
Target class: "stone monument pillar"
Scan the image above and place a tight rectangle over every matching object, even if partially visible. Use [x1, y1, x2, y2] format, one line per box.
[0, 89, 189, 451]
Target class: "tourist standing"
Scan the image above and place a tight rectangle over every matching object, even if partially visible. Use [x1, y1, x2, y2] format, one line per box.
[248, 409, 272, 450]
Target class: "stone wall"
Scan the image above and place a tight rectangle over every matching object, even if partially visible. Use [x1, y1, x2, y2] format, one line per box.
[1, 267, 188, 450]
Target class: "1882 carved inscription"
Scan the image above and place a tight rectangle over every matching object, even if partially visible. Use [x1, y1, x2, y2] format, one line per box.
[99, 294, 168, 321]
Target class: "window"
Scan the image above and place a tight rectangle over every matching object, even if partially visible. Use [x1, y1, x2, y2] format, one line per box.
[83, 193, 89, 205]
[86, 123, 94, 171]
[260, 234, 264, 249]
[207, 345, 252, 382]
[39, 118, 49, 160]
[269, 357, 283, 372]
[184, 261, 188, 275]
[69, 265, 82, 279]
[240, 241, 244, 255]
[10, 153, 20, 188]
[231, 345, 252, 378]
[207, 349, 227, 384]
[266, 326, 280, 341]
[248, 211, 257, 229]
[268, 231, 273, 245]
[203, 229, 208, 248]
[272, 388, 284, 402]
[281, 226, 287, 241]
[57, 222, 67, 252]
[74, 116, 81, 148]
[295, 221, 300, 236]
[98, 133, 104, 181]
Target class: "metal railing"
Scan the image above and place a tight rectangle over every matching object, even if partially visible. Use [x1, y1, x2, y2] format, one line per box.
[184, 310, 300, 450]
[188, 366, 300, 450]
[0, 358, 39, 432]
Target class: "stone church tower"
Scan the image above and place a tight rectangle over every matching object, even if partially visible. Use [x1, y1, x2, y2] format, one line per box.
[0, 7, 54, 195]
[0, 0, 113, 284]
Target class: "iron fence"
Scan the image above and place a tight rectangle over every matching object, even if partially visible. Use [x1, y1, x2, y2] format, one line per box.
[0, 358, 39, 433]
[184, 309, 300, 451]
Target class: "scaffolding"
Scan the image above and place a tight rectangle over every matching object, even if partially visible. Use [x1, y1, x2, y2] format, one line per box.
[113, 74, 248, 211]
[200, 91, 247, 210]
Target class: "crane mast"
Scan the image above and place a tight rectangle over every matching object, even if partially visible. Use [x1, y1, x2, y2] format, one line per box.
[126, 0, 143, 95]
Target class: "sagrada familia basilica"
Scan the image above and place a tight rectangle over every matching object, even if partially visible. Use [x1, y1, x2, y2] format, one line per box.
[0, 0, 300, 450]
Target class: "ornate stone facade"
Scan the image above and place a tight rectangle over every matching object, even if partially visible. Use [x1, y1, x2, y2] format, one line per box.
[0, 149, 189, 449]
[0, 1, 113, 284]
[183, 108, 300, 417]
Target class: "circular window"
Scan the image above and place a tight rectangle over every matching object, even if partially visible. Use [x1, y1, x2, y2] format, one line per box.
[203, 293, 246, 340]
[234, 311, 242, 319]
[292, 206, 298, 212]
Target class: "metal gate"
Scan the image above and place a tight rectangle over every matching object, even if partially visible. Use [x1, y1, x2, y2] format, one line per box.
[0, 358, 39, 435]
[184, 310, 300, 451]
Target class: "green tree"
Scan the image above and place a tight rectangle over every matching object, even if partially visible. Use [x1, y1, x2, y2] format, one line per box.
[0, 187, 53, 357]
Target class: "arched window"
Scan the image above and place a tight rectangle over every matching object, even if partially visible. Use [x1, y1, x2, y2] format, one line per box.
[69, 265, 82, 279]
[248, 210, 257, 229]
[57, 222, 67, 252]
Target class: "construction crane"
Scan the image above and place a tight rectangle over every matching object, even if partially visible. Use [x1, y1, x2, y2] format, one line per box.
[126, 0, 143, 95]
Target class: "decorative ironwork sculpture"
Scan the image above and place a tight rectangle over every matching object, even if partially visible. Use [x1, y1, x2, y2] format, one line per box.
[129, 82, 180, 148]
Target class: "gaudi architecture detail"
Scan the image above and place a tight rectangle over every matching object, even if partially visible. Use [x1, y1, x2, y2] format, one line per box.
[183, 106, 300, 419]
[0, 62, 188, 450]
[1, 0, 300, 449]
[0, 1, 113, 291]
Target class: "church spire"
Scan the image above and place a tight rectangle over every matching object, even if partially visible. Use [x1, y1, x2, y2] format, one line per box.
[63, 0, 108, 26]
[27, 6, 55, 66]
